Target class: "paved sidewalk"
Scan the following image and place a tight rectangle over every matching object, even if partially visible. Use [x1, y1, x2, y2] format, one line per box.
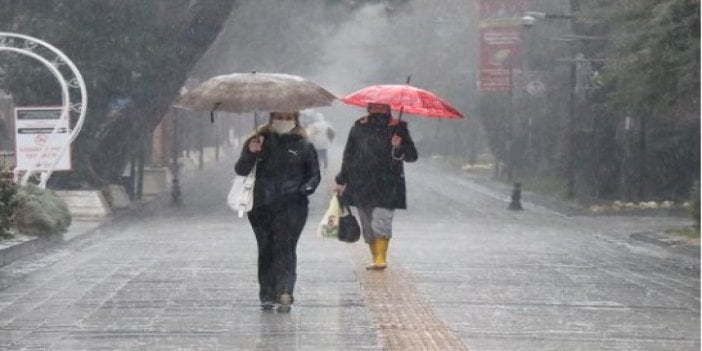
[0, 152, 698, 350]
[0, 161, 383, 350]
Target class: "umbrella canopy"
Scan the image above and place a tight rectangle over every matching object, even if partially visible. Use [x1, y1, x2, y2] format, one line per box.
[174, 72, 337, 113]
[341, 84, 464, 119]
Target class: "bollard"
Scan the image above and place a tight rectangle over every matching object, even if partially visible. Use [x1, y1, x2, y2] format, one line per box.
[508, 182, 523, 210]
[171, 178, 182, 206]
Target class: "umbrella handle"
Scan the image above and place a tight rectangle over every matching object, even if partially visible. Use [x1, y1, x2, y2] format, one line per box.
[210, 102, 221, 123]
[253, 111, 258, 137]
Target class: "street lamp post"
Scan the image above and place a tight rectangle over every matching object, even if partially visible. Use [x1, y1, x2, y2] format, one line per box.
[507, 57, 515, 183]
[521, 8, 579, 198]
[171, 112, 182, 205]
[566, 52, 577, 198]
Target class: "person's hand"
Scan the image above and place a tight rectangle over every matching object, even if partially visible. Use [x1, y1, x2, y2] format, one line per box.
[248, 136, 264, 154]
[332, 184, 345, 194]
[391, 134, 402, 147]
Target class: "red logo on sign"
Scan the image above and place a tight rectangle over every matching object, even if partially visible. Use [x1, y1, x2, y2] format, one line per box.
[35, 134, 48, 146]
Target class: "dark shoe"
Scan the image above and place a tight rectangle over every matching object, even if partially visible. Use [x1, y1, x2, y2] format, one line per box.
[277, 293, 292, 313]
[260, 301, 276, 311]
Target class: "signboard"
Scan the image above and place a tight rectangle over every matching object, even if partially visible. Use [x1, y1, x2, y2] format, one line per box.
[479, 0, 526, 92]
[14, 107, 72, 171]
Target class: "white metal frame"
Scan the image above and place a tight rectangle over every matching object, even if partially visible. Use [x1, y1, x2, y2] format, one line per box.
[0, 32, 87, 188]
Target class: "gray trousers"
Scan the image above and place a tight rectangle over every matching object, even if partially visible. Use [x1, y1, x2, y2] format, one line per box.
[355, 207, 394, 243]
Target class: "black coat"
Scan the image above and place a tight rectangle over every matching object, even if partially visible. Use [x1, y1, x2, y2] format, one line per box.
[235, 129, 320, 209]
[335, 116, 418, 209]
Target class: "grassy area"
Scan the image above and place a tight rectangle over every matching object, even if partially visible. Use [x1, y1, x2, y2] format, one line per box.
[428, 154, 570, 199]
[665, 226, 701, 240]
[428, 154, 495, 178]
[514, 175, 568, 200]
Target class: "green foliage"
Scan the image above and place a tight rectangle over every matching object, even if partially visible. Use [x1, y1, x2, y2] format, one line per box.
[602, 0, 700, 117]
[1, 1, 236, 186]
[598, 0, 700, 200]
[12, 184, 71, 237]
[0, 178, 18, 238]
[665, 226, 700, 239]
[494, 0, 701, 201]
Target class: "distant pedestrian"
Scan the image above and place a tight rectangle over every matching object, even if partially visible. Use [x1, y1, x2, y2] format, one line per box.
[234, 111, 321, 312]
[306, 112, 335, 169]
[333, 103, 418, 270]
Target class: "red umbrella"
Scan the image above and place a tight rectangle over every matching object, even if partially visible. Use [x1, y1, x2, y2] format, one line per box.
[341, 82, 464, 119]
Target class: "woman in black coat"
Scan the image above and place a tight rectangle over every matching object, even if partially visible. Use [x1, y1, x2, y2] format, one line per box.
[334, 103, 418, 270]
[234, 111, 320, 312]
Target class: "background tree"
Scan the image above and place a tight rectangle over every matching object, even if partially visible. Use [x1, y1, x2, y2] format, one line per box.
[478, 0, 699, 203]
[0, 0, 410, 188]
[1, 0, 697, 204]
[1, 0, 237, 187]
[600, 0, 700, 201]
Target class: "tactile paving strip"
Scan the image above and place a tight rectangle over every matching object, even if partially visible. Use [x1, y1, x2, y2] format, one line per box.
[350, 245, 470, 351]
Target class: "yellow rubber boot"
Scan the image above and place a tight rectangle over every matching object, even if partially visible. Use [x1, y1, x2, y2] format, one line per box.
[366, 241, 379, 270]
[376, 237, 389, 269]
[366, 237, 388, 270]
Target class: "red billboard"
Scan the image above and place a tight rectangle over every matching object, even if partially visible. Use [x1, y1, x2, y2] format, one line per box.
[479, 0, 526, 92]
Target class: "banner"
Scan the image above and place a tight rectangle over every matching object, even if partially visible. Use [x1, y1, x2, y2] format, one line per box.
[479, 0, 526, 92]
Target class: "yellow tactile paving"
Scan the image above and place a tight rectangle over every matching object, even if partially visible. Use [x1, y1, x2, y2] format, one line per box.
[350, 245, 470, 351]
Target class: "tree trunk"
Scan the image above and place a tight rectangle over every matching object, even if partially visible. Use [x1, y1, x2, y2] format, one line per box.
[87, 0, 236, 185]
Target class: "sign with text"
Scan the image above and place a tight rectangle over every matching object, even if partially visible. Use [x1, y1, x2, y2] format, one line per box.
[479, 0, 525, 92]
[14, 107, 72, 171]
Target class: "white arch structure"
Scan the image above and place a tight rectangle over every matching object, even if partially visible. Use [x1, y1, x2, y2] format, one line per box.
[0, 32, 88, 188]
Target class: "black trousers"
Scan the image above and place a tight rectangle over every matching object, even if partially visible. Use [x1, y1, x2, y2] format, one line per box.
[248, 202, 308, 303]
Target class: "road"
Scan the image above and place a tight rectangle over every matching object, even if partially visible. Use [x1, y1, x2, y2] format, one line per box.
[0, 151, 698, 350]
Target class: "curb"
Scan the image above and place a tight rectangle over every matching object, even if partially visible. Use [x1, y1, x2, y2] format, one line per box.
[0, 219, 114, 268]
[428, 159, 700, 259]
[426, 160, 584, 216]
[429, 159, 693, 219]
[629, 231, 700, 258]
[0, 196, 174, 268]
[0, 233, 64, 267]
[0, 154, 231, 268]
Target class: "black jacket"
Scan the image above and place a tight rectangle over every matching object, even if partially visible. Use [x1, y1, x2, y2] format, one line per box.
[235, 129, 320, 209]
[335, 115, 418, 209]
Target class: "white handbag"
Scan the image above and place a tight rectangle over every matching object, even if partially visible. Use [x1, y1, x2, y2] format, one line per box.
[227, 162, 257, 218]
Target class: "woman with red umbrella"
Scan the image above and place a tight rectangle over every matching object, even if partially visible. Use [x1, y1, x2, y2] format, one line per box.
[335, 80, 463, 270]
[333, 102, 418, 270]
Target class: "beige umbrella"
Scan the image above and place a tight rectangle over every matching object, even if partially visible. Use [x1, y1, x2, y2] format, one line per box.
[174, 72, 337, 117]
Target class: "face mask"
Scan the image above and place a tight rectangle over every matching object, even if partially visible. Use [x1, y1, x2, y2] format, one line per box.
[271, 120, 296, 134]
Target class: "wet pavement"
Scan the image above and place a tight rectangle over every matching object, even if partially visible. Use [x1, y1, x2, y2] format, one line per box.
[398, 163, 699, 351]
[0, 151, 698, 350]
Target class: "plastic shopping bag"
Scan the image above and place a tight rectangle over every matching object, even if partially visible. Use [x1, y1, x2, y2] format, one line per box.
[317, 194, 342, 238]
[227, 163, 257, 218]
